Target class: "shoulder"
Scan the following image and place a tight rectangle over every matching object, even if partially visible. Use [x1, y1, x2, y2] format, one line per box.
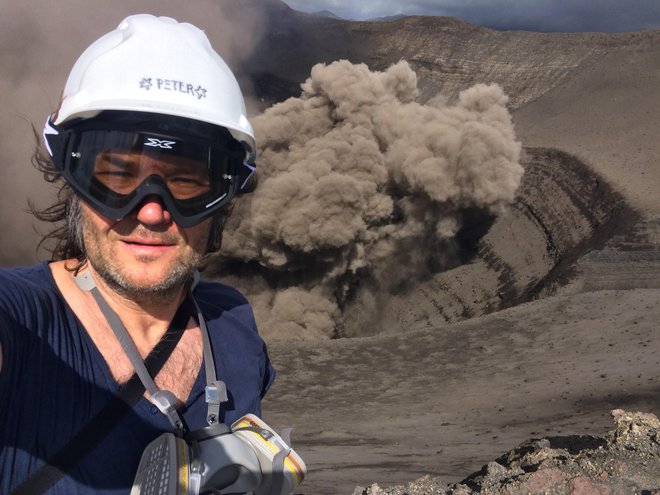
[193, 279, 251, 311]
[193, 279, 259, 332]
[0, 263, 63, 377]
[193, 278, 276, 407]
[0, 263, 59, 322]
[0, 262, 54, 290]
[193, 278, 266, 356]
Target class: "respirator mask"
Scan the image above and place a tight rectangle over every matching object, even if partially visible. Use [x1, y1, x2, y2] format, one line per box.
[74, 271, 306, 495]
[132, 414, 305, 495]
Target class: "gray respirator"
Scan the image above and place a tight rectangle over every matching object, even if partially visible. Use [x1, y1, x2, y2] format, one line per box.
[74, 271, 306, 495]
[131, 414, 305, 494]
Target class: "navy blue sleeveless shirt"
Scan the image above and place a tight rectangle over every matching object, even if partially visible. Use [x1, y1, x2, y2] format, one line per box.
[0, 263, 275, 494]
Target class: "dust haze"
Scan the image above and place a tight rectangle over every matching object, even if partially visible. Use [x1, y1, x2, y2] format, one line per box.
[216, 60, 523, 339]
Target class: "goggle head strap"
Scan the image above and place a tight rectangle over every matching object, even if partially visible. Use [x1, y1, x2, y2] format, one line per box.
[238, 161, 257, 194]
[43, 115, 73, 173]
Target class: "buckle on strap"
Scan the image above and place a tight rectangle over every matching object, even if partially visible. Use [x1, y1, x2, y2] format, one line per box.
[205, 380, 228, 425]
[152, 390, 185, 434]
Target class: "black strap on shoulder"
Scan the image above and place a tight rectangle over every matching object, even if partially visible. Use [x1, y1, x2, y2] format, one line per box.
[9, 296, 194, 495]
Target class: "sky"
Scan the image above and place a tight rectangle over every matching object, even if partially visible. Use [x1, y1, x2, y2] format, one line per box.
[281, 0, 660, 33]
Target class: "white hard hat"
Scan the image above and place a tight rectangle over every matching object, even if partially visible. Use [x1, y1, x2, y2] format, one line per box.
[54, 14, 256, 161]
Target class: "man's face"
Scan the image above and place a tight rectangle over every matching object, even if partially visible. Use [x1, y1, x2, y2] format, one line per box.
[80, 193, 210, 300]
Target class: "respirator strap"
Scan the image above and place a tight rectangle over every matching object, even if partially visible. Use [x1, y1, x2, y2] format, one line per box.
[74, 270, 189, 435]
[271, 446, 292, 495]
[190, 271, 229, 426]
[189, 277, 228, 425]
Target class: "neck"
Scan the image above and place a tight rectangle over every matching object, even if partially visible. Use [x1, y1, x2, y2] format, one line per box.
[82, 264, 190, 347]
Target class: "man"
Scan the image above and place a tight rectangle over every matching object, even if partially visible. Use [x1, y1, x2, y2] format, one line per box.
[0, 14, 275, 494]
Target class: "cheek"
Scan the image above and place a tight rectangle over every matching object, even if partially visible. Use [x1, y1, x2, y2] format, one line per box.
[79, 202, 121, 256]
[185, 222, 213, 253]
[81, 202, 115, 232]
[80, 208, 99, 244]
[80, 213, 104, 256]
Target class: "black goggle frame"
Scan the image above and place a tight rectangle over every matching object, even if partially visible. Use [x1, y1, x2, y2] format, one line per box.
[43, 111, 256, 227]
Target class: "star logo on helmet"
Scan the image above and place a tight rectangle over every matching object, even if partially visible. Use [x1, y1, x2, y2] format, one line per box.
[140, 78, 153, 90]
[195, 86, 207, 100]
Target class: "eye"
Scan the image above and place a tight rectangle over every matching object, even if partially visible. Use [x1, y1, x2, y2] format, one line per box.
[167, 174, 210, 198]
[94, 152, 140, 192]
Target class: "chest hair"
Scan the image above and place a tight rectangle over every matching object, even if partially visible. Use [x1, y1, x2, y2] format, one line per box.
[110, 326, 203, 403]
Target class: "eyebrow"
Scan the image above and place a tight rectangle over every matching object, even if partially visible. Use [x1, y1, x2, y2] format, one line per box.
[98, 153, 136, 169]
[97, 151, 207, 175]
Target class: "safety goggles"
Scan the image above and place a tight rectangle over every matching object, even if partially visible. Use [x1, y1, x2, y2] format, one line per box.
[44, 113, 255, 227]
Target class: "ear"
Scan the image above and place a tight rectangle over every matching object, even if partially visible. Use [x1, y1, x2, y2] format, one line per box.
[205, 203, 234, 254]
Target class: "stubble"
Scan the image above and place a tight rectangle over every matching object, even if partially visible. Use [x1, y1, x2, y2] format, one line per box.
[81, 210, 208, 304]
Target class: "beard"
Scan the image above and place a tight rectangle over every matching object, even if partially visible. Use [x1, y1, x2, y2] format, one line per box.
[88, 245, 203, 302]
[80, 206, 209, 304]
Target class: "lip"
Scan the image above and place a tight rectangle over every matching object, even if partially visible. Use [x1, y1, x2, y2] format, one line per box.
[121, 236, 176, 246]
[119, 237, 177, 255]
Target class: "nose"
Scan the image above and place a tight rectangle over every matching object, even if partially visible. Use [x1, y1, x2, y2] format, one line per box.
[133, 195, 173, 226]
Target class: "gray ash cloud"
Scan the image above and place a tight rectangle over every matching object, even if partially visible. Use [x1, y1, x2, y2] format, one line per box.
[215, 60, 523, 339]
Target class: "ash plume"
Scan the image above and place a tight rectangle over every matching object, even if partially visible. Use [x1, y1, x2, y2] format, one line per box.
[216, 60, 524, 340]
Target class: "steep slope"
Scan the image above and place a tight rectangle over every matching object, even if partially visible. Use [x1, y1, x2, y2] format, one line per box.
[245, 9, 660, 111]
[513, 44, 660, 215]
[344, 147, 636, 336]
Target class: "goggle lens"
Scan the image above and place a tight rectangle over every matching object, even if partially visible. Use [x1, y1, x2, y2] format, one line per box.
[93, 149, 211, 199]
[63, 128, 244, 226]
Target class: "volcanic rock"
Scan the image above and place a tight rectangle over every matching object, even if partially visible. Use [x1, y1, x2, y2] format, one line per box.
[354, 410, 660, 494]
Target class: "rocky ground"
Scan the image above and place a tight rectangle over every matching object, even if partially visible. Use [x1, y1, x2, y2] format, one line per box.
[354, 410, 660, 494]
